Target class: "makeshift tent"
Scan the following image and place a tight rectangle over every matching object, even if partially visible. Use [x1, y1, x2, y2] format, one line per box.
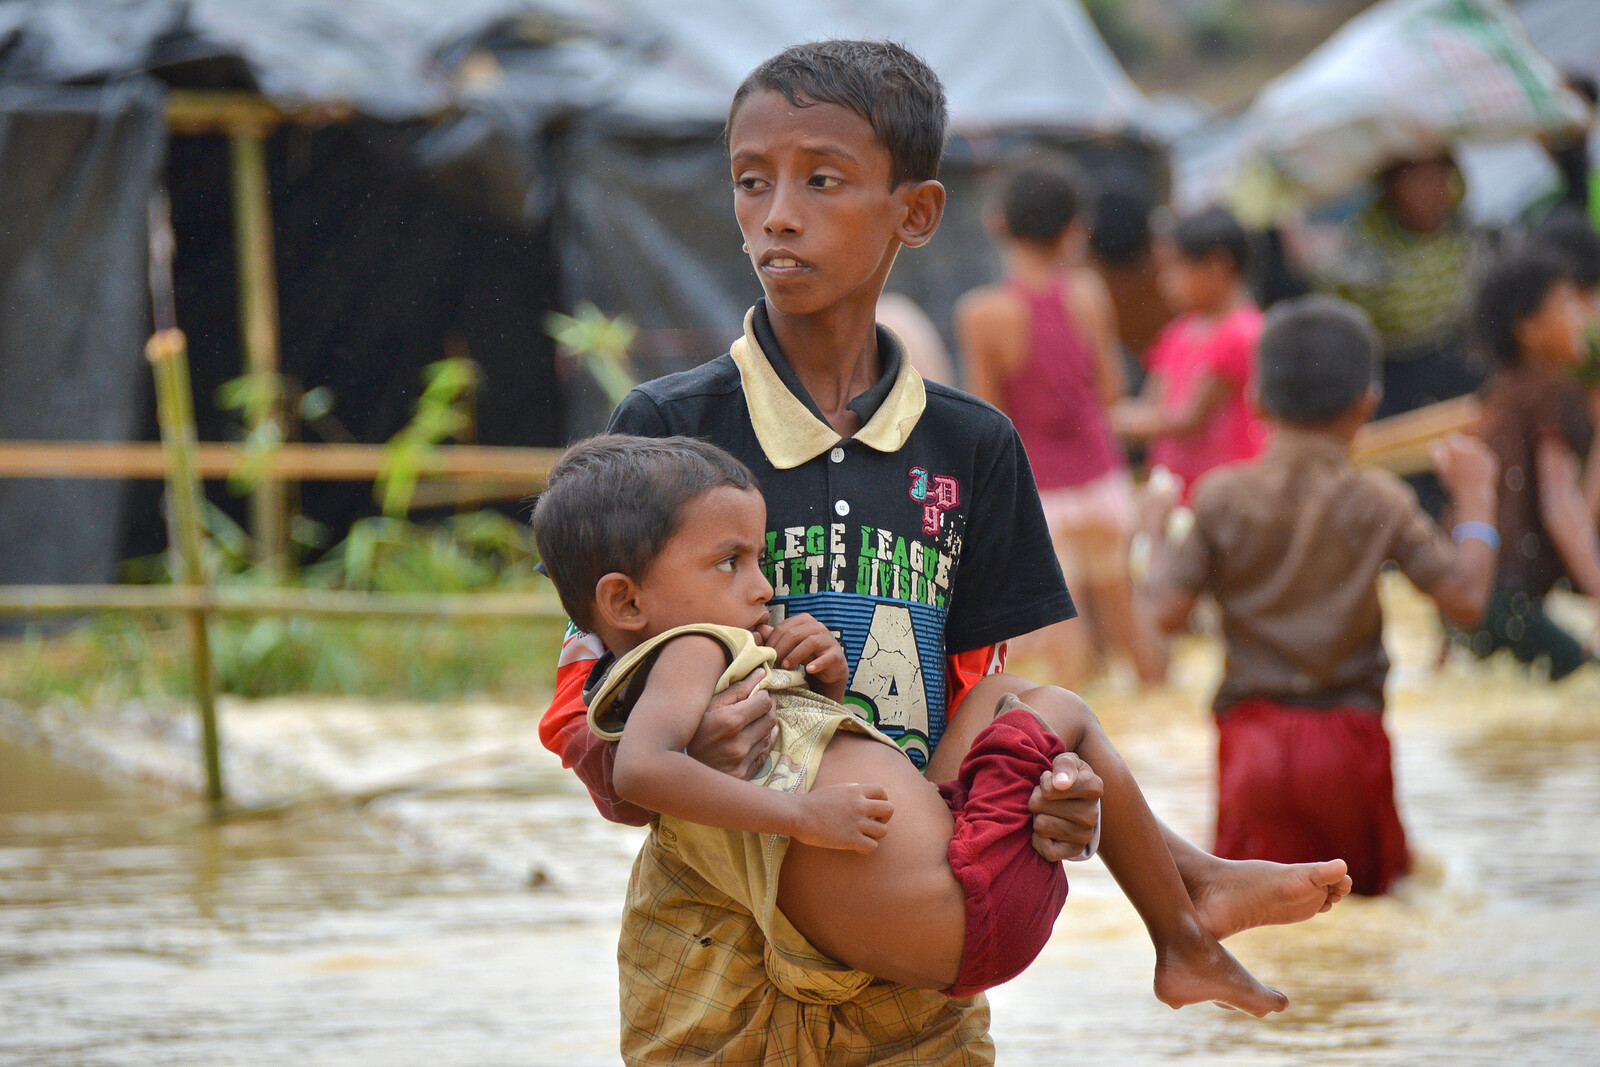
[0, 0, 1162, 583]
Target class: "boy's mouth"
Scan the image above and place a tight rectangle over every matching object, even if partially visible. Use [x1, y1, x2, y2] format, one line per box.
[759, 250, 808, 276]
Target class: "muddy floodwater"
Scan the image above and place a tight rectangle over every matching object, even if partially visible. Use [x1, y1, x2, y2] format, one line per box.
[3, 583, 1599, 1065]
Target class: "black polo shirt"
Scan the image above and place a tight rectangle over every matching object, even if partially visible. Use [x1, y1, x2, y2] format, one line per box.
[607, 302, 1074, 767]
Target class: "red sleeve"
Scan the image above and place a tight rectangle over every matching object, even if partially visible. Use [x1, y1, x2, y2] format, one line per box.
[946, 642, 1007, 714]
[1206, 308, 1262, 389]
[539, 655, 654, 827]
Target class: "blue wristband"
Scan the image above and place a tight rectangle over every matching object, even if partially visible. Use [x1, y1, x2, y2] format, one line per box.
[1451, 520, 1500, 552]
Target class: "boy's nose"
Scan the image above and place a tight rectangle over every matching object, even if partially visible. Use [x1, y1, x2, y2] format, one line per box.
[752, 570, 774, 602]
[763, 181, 802, 235]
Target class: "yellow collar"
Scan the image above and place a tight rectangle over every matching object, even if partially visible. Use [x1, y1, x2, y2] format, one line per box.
[729, 307, 926, 470]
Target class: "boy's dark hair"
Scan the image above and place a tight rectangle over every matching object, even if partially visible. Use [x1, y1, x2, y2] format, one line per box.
[1171, 205, 1251, 274]
[996, 158, 1090, 245]
[728, 39, 947, 189]
[531, 434, 760, 633]
[1534, 210, 1600, 289]
[1256, 295, 1381, 424]
[1473, 252, 1571, 369]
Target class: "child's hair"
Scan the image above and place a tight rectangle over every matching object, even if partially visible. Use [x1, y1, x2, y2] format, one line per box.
[1472, 251, 1571, 368]
[996, 157, 1090, 245]
[1256, 295, 1380, 424]
[531, 434, 760, 632]
[728, 39, 947, 189]
[1533, 211, 1600, 289]
[1171, 206, 1251, 274]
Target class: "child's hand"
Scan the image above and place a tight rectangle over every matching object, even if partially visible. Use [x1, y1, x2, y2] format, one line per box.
[757, 614, 847, 702]
[1430, 433, 1498, 511]
[793, 782, 893, 852]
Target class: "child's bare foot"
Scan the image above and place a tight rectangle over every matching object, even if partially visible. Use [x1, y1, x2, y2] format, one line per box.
[1187, 857, 1352, 941]
[1152, 924, 1288, 1017]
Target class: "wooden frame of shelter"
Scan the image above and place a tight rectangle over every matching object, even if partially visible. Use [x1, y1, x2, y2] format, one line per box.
[0, 91, 566, 815]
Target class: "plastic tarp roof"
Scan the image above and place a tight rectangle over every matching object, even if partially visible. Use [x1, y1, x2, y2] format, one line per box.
[0, 0, 1155, 133]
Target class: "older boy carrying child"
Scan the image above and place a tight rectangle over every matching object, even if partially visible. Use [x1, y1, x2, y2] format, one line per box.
[533, 433, 1288, 1013]
[1148, 295, 1500, 896]
[539, 41, 1352, 1064]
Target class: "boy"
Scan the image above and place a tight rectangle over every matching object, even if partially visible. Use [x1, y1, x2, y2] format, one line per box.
[1465, 252, 1600, 677]
[956, 158, 1164, 686]
[540, 41, 1352, 1065]
[533, 433, 1289, 1012]
[1147, 295, 1500, 895]
[1113, 206, 1268, 501]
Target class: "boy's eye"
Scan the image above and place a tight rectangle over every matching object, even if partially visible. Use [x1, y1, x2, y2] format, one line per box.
[715, 557, 737, 573]
[809, 174, 842, 189]
[735, 176, 766, 192]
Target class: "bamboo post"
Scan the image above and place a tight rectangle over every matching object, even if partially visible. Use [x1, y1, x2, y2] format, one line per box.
[146, 328, 226, 814]
[149, 191, 225, 814]
[229, 125, 288, 574]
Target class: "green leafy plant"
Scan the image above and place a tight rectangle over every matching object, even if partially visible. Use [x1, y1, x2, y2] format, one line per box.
[378, 357, 481, 517]
[546, 301, 638, 406]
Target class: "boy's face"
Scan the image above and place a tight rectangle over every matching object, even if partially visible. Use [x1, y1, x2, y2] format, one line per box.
[633, 486, 774, 638]
[728, 89, 934, 319]
[1518, 279, 1587, 368]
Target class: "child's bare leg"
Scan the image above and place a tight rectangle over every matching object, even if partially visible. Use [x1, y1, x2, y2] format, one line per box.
[1001, 687, 1285, 1014]
[934, 674, 1353, 937]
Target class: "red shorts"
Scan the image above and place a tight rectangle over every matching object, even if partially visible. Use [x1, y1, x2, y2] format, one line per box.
[1215, 697, 1410, 896]
[937, 707, 1069, 997]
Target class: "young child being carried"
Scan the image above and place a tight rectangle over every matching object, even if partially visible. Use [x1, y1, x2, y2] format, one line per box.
[1113, 206, 1268, 501]
[532, 432, 1290, 1013]
[1147, 295, 1500, 895]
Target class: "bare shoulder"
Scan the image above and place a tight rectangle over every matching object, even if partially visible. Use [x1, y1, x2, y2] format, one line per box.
[955, 282, 1023, 328]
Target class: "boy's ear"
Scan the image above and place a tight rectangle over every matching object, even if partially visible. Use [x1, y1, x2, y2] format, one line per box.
[896, 179, 946, 248]
[593, 572, 649, 634]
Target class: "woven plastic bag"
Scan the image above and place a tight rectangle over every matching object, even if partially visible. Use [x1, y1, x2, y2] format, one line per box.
[1241, 0, 1590, 204]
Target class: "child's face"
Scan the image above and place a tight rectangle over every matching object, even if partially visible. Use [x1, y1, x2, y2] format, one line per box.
[727, 89, 913, 319]
[634, 486, 774, 638]
[1158, 245, 1234, 314]
[1517, 279, 1587, 368]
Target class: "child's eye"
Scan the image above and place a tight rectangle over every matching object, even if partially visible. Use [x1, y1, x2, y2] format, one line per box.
[735, 176, 766, 192]
[809, 175, 842, 189]
[715, 557, 737, 573]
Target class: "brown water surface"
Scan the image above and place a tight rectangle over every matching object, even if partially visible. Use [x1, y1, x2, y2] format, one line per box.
[3, 584, 1599, 1064]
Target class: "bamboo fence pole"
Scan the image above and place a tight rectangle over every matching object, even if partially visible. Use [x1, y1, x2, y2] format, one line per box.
[0, 441, 559, 486]
[146, 328, 226, 814]
[0, 586, 565, 619]
[229, 125, 288, 574]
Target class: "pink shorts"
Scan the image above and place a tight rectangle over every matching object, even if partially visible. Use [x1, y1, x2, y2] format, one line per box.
[1037, 468, 1135, 585]
[938, 708, 1069, 997]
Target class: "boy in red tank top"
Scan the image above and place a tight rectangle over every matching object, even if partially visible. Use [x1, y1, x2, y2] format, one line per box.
[957, 159, 1165, 686]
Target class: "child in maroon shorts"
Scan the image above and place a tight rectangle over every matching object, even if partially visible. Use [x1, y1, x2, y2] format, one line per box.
[1148, 295, 1501, 894]
[533, 433, 1290, 1010]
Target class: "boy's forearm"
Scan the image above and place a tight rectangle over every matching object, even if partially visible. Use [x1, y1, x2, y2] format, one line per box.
[613, 748, 804, 838]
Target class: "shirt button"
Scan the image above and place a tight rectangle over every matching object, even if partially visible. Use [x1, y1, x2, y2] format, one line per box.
[834, 499, 850, 517]
[830, 446, 845, 463]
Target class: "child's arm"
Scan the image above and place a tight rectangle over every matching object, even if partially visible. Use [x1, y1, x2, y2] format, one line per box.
[756, 613, 847, 703]
[1536, 435, 1600, 610]
[1426, 434, 1500, 625]
[1113, 373, 1231, 442]
[1068, 268, 1127, 406]
[954, 287, 1023, 411]
[612, 635, 894, 852]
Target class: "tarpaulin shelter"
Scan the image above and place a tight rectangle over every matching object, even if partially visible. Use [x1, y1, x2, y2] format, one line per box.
[0, 0, 1161, 586]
